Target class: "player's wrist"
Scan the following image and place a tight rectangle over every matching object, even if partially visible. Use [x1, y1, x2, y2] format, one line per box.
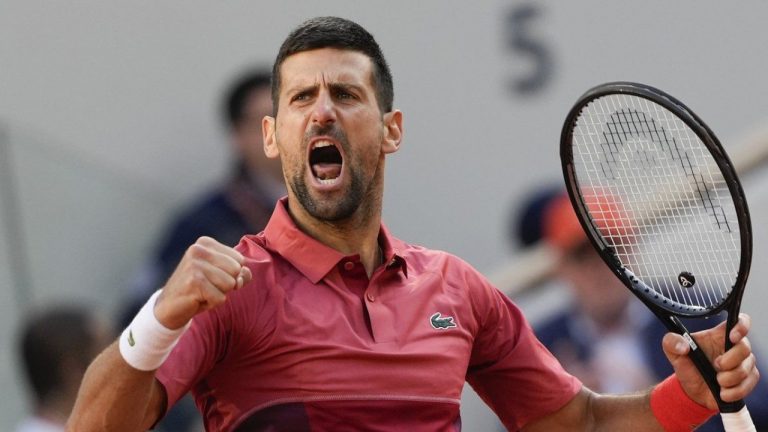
[118, 289, 192, 371]
[152, 290, 194, 330]
[650, 374, 717, 431]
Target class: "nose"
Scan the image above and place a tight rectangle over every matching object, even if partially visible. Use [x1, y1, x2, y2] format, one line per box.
[310, 90, 336, 125]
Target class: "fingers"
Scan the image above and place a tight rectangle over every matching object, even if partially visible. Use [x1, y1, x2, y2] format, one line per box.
[196, 236, 246, 263]
[716, 336, 752, 370]
[155, 237, 252, 328]
[661, 314, 759, 406]
[715, 323, 759, 402]
[188, 268, 228, 308]
[237, 265, 253, 289]
[729, 313, 751, 345]
[192, 237, 254, 286]
[194, 236, 246, 278]
[706, 313, 751, 346]
[719, 352, 760, 402]
[193, 261, 239, 296]
[717, 351, 758, 395]
[662, 332, 691, 358]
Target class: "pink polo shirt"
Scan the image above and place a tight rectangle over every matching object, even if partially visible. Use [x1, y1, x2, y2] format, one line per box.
[156, 198, 580, 431]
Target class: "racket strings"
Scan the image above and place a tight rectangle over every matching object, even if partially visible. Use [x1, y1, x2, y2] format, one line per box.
[571, 94, 740, 312]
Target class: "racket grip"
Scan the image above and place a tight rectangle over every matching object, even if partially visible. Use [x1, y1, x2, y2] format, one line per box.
[721, 406, 756, 432]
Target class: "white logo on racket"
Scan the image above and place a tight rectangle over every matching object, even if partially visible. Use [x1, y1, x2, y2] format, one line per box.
[678, 271, 696, 288]
[682, 332, 698, 350]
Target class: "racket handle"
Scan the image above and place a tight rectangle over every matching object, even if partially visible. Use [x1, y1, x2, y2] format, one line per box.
[721, 406, 756, 432]
[666, 317, 747, 414]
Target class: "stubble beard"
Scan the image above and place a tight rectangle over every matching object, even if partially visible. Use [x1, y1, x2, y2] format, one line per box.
[290, 167, 365, 222]
[289, 123, 370, 222]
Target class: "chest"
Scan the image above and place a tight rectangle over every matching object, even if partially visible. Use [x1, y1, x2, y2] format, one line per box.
[218, 269, 475, 399]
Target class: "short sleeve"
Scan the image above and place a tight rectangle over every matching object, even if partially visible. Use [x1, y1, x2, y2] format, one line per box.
[466, 278, 582, 430]
[155, 306, 230, 413]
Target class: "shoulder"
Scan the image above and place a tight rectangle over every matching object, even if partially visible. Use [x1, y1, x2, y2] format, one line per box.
[398, 242, 505, 310]
[229, 234, 280, 301]
[228, 234, 283, 303]
[235, 232, 270, 257]
[399, 242, 482, 279]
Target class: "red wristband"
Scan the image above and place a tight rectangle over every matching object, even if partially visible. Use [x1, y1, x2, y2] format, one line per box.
[650, 375, 717, 431]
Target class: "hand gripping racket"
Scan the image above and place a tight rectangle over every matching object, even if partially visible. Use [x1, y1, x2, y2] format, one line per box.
[560, 82, 755, 431]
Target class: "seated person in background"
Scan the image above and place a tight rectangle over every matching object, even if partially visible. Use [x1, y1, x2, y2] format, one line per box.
[123, 68, 284, 327]
[512, 184, 768, 431]
[16, 305, 112, 432]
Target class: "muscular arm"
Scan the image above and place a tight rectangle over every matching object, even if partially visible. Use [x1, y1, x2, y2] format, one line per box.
[523, 387, 662, 432]
[66, 237, 251, 431]
[66, 342, 166, 431]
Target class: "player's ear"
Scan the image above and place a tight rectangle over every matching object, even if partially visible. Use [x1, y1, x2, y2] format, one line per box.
[263, 115, 279, 158]
[381, 110, 403, 154]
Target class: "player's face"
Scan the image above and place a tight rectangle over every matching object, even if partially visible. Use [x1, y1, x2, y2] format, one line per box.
[263, 48, 401, 222]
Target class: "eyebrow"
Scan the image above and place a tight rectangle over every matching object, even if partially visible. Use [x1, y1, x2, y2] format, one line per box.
[286, 82, 366, 98]
[329, 82, 364, 94]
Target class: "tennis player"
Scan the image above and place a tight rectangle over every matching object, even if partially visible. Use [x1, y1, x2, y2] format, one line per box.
[67, 16, 760, 431]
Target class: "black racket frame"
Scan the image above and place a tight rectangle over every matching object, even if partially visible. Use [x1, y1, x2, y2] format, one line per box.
[560, 81, 752, 412]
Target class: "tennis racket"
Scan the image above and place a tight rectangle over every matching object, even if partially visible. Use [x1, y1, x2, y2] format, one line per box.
[560, 82, 755, 431]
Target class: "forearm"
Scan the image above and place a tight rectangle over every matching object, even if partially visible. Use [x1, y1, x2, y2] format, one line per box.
[523, 387, 664, 432]
[525, 378, 718, 432]
[588, 391, 663, 432]
[66, 341, 164, 432]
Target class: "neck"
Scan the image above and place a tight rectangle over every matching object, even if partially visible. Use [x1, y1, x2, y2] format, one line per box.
[287, 193, 384, 277]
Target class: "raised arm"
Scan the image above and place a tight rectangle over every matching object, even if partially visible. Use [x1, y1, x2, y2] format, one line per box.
[66, 237, 251, 431]
[523, 315, 759, 431]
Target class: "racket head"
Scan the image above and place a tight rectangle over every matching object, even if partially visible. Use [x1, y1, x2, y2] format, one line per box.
[560, 82, 752, 318]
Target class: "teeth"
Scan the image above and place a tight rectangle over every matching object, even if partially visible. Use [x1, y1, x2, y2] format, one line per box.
[313, 140, 334, 149]
[318, 178, 338, 185]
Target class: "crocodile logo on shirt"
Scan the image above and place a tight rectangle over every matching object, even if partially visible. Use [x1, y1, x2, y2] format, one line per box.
[430, 312, 457, 330]
[127, 329, 136, 347]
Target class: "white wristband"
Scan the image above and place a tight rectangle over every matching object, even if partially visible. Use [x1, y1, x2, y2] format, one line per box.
[119, 289, 191, 371]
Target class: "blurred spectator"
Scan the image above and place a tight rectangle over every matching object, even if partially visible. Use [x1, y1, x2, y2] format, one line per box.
[120, 67, 282, 432]
[512, 184, 768, 432]
[15, 305, 112, 432]
[123, 67, 282, 325]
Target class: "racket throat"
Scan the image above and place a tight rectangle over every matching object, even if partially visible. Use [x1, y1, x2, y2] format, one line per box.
[681, 331, 699, 351]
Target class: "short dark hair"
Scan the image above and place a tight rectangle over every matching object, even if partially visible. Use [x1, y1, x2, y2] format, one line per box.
[271, 16, 394, 114]
[18, 306, 98, 404]
[223, 68, 272, 128]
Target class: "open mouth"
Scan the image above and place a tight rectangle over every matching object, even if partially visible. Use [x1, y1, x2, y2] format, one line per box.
[309, 140, 343, 184]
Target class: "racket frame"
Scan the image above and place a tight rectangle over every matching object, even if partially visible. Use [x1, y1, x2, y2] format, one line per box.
[560, 81, 753, 414]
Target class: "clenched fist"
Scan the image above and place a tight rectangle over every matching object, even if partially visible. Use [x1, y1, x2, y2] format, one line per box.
[154, 236, 252, 329]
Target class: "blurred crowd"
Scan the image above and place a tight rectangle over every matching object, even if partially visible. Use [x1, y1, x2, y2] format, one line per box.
[14, 66, 279, 432]
[12, 69, 768, 431]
